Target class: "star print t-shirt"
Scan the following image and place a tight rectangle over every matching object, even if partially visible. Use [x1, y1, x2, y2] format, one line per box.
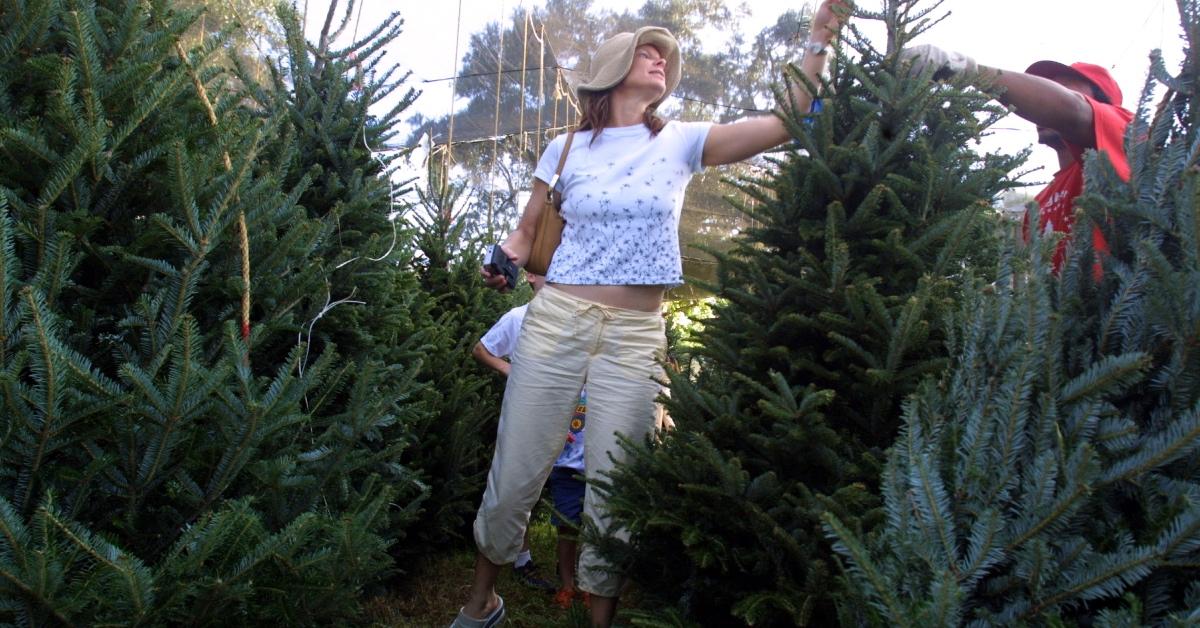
[1026, 95, 1133, 276]
[555, 389, 586, 472]
[533, 121, 712, 287]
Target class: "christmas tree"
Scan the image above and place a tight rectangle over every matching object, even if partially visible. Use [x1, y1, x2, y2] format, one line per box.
[242, 3, 524, 557]
[594, 1, 1023, 625]
[826, 3, 1200, 624]
[399, 156, 529, 550]
[0, 0, 443, 622]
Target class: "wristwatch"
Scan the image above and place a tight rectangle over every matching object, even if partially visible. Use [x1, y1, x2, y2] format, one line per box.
[803, 39, 829, 56]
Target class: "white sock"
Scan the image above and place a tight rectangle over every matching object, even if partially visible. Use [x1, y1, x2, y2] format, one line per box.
[514, 550, 532, 568]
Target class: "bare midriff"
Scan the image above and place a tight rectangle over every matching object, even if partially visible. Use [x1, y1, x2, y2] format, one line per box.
[548, 283, 665, 312]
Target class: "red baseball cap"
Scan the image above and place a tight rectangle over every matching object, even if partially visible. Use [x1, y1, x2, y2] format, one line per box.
[1025, 60, 1123, 107]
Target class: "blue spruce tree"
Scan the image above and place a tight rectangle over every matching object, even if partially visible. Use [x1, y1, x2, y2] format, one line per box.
[827, 2, 1200, 624]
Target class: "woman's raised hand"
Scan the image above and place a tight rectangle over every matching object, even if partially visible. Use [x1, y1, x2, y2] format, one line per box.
[812, 0, 851, 42]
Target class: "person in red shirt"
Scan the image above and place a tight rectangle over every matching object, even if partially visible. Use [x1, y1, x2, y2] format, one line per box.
[899, 45, 1134, 278]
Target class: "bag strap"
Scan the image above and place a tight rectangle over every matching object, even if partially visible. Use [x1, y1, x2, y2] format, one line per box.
[545, 131, 576, 208]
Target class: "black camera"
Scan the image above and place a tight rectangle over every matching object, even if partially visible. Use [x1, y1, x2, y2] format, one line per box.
[485, 244, 519, 290]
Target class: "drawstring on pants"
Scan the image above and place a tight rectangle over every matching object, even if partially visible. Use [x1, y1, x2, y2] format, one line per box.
[573, 301, 618, 321]
[574, 302, 616, 353]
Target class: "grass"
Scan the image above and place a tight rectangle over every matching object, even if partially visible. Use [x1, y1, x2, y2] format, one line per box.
[364, 510, 645, 627]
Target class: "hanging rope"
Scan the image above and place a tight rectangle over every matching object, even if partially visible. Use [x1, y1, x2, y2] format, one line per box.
[479, 10, 580, 232]
[442, 0, 465, 202]
[428, 5, 583, 240]
[519, 8, 530, 153]
[551, 69, 559, 133]
[551, 50, 579, 133]
[534, 19, 546, 158]
[487, 0, 506, 239]
[171, 39, 252, 344]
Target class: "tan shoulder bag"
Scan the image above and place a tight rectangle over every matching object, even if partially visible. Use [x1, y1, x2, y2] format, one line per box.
[525, 131, 575, 276]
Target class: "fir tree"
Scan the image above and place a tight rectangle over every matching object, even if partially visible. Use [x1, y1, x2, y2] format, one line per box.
[827, 2, 1200, 624]
[594, 1, 1023, 625]
[244, 4, 524, 556]
[229, 0, 445, 564]
[399, 158, 529, 550]
[0, 0, 431, 622]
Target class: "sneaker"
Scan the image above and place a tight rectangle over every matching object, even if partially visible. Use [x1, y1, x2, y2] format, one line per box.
[512, 561, 555, 592]
[449, 594, 505, 628]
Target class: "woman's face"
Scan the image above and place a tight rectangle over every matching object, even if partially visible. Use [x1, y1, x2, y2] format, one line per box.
[621, 44, 668, 99]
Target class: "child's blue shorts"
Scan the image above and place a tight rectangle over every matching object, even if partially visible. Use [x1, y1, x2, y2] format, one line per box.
[548, 466, 585, 528]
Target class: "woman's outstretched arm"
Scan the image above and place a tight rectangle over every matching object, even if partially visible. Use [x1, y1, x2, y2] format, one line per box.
[701, 0, 850, 166]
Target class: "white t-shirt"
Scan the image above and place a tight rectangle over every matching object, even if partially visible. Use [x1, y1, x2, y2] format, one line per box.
[479, 304, 527, 359]
[480, 304, 585, 471]
[533, 120, 712, 287]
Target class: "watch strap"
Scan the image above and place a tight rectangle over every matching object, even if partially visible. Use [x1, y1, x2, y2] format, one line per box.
[803, 39, 828, 56]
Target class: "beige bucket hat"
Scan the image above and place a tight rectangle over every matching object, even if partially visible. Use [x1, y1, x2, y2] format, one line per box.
[574, 26, 681, 107]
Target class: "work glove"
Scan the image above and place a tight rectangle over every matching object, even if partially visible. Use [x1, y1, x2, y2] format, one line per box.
[899, 43, 978, 80]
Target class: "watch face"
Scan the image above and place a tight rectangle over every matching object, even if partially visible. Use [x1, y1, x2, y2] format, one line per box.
[806, 41, 827, 55]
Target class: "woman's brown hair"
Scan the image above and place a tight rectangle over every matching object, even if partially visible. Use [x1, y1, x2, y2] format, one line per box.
[575, 90, 666, 144]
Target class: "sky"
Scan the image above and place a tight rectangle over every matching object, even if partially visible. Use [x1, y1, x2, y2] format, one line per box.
[302, 0, 1183, 191]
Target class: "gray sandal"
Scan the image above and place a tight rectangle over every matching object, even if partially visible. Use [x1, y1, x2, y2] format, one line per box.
[449, 595, 505, 628]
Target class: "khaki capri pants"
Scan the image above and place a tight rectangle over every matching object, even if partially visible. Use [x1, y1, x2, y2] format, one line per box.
[473, 284, 665, 597]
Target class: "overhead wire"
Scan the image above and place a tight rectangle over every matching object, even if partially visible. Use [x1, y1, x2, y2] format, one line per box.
[519, 9, 531, 152]
[421, 65, 566, 82]
[419, 69, 774, 114]
[1113, 0, 1167, 66]
[351, 0, 363, 40]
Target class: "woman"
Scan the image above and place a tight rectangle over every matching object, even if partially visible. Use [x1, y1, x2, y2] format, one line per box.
[454, 3, 847, 626]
